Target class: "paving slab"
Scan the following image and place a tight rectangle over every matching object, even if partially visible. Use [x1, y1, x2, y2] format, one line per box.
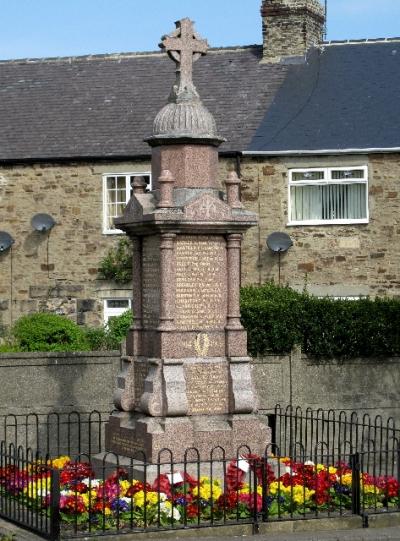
[1, 517, 400, 541]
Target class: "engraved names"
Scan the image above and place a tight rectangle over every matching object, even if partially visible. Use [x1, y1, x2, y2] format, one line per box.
[185, 362, 229, 415]
[134, 362, 149, 408]
[109, 433, 145, 457]
[142, 237, 160, 327]
[175, 236, 226, 330]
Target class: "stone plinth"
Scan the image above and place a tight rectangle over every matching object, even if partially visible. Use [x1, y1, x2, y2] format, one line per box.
[105, 411, 270, 463]
[103, 18, 271, 463]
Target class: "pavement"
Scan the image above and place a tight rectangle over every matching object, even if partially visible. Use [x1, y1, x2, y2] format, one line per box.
[1, 517, 400, 541]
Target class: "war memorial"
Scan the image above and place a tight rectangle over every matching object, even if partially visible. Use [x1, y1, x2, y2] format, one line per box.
[104, 18, 270, 462]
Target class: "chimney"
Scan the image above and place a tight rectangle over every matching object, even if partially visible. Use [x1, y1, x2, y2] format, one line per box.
[261, 0, 325, 63]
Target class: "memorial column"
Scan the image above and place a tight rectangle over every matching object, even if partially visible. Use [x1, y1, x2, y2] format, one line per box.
[158, 233, 176, 331]
[126, 236, 142, 356]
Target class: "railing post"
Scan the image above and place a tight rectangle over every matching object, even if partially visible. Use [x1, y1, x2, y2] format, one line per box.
[49, 468, 60, 540]
[350, 452, 361, 515]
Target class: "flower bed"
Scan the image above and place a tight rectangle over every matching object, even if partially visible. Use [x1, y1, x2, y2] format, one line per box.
[0, 454, 399, 534]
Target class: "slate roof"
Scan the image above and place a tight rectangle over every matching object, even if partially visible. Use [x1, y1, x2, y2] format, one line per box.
[0, 46, 288, 161]
[249, 40, 400, 154]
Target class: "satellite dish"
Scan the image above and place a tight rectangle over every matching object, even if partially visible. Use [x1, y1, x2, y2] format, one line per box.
[31, 213, 56, 232]
[0, 231, 14, 252]
[267, 232, 293, 253]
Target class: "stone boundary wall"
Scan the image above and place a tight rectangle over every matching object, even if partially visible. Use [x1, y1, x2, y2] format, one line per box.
[1, 349, 399, 425]
[0, 351, 120, 418]
[252, 349, 400, 423]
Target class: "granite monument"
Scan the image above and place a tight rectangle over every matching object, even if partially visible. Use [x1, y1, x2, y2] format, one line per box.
[104, 18, 270, 462]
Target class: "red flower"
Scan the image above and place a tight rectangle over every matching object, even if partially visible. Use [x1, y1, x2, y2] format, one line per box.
[186, 502, 201, 518]
[226, 460, 246, 491]
[106, 467, 128, 484]
[239, 492, 263, 512]
[217, 491, 239, 511]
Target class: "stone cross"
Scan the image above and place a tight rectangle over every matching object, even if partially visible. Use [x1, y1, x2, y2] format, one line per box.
[160, 18, 208, 98]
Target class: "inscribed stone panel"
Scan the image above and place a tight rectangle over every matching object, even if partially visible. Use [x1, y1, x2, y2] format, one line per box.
[185, 362, 229, 415]
[134, 361, 149, 408]
[142, 236, 160, 328]
[175, 236, 227, 330]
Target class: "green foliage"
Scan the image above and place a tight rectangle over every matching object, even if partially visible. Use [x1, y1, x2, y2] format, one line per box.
[84, 310, 133, 350]
[241, 283, 305, 356]
[98, 238, 132, 284]
[0, 533, 15, 541]
[241, 283, 400, 359]
[11, 313, 90, 352]
[106, 309, 133, 348]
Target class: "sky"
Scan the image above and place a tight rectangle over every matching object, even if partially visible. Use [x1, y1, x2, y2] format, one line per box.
[0, 0, 400, 61]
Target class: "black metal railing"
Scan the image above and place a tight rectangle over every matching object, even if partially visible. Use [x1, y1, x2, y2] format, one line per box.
[0, 441, 60, 540]
[0, 405, 399, 539]
[1, 410, 108, 458]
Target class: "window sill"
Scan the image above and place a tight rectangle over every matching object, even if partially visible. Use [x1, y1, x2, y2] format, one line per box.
[287, 219, 369, 226]
[102, 229, 124, 235]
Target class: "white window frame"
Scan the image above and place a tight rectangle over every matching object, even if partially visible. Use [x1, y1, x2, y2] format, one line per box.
[288, 165, 369, 226]
[102, 172, 151, 234]
[103, 298, 132, 324]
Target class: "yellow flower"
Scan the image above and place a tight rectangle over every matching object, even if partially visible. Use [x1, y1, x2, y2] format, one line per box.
[239, 484, 263, 496]
[24, 478, 51, 499]
[328, 466, 337, 475]
[80, 490, 97, 507]
[362, 483, 379, 495]
[192, 478, 222, 501]
[341, 473, 352, 486]
[268, 482, 292, 496]
[50, 455, 71, 469]
[291, 485, 315, 505]
[133, 490, 160, 508]
[316, 464, 326, 472]
[119, 480, 131, 496]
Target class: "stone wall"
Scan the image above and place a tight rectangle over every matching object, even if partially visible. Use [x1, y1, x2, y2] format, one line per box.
[0, 349, 399, 429]
[0, 160, 150, 329]
[0, 350, 120, 418]
[252, 349, 400, 423]
[240, 153, 400, 298]
[0, 152, 399, 328]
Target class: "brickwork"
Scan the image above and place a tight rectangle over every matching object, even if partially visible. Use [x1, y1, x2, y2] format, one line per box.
[261, 0, 325, 62]
[239, 154, 400, 298]
[0, 153, 398, 330]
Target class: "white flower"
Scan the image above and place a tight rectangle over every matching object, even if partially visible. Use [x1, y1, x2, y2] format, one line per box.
[160, 501, 180, 520]
[304, 461, 315, 466]
[82, 478, 100, 488]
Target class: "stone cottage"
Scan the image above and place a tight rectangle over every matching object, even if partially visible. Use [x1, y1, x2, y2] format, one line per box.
[0, 0, 399, 329]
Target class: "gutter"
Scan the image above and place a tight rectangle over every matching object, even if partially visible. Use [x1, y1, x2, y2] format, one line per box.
[242, 147, 400, 156]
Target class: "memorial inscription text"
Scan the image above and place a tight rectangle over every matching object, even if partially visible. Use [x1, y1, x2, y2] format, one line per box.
[175, 236, 226, 330]
[185, 362, 229, 415]
[142, 236, 160, 327]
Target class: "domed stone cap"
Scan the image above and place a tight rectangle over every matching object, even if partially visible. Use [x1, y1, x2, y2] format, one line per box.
[146, 18, 225, 146]
[152, 98, 220, 141]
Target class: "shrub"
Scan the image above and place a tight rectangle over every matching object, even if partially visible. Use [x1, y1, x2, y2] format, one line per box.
[12, 313, 90, 352]
[98, 238, 132, 284]
[241, 283, 305, 356]
[106, 309, 133, 348]
[241, 283, 400, 359]
[84, 310, 133, 351]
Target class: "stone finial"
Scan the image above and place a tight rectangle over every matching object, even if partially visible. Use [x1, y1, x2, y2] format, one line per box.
[157, 170, 175, 208]
[225, 171, 243, 209]
[160, 18, 208, 101]
[131, 176, 147, 195]
[147, 18, 225, 145]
